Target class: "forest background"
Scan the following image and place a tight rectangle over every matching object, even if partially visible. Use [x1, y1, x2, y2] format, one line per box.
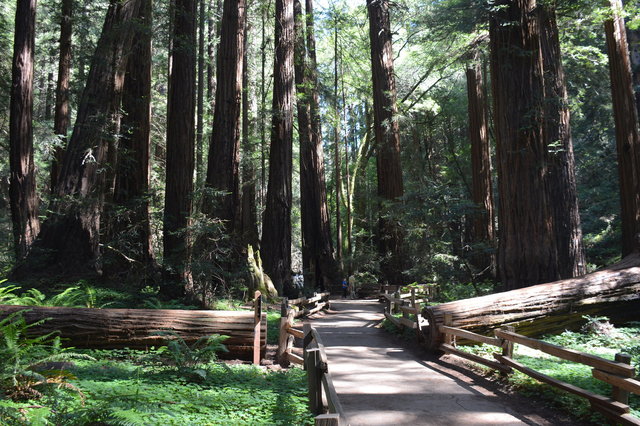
[1, 0, 640, 305]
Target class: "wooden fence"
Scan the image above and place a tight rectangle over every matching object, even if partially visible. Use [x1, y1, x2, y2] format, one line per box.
[437, 315, 640, 425]
[303, 323, 345, 426]
[277, 292, 331, 366]
[380, 285, 431, 337]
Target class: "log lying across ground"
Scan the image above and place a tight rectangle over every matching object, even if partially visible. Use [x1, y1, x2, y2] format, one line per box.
[421, 254, 640, 351]
[0, 305, 267, 360]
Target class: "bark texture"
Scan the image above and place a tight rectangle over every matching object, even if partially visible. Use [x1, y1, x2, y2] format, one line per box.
[262, 0, 295, 296]
[367, 0, 405, 286]
[465, 59, 495, 277]
[605, 0, 640, 256]
[111, 0, 154, 270]
[421, 254, 640, 351]
[203, 0, 245, 231]
[0, 306, 266, 359]
[489, 0, 559, 289]
[51, 0, 72, 193]
[164, 0, 196, 287]
[627, 22, 639, 117]
[14, 0, 140, 279]
[9, 0, 40, 260]
[538, 3, 586, 278]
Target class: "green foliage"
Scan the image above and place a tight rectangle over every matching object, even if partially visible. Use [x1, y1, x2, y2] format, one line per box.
[153, 332, 229, 372]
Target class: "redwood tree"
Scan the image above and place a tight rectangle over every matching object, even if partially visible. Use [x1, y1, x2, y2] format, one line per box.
[489, 0, 559, 289]
[203, 0, 245, 231]
[9, 0, 40, 260]
[262, 0, 295, 296]
[538, 2, 585, 278]
[164, 0, 196, 288]
[605, 0, 640, 256]
[367, 0, 405, 286]
[50, 0, 72, 193]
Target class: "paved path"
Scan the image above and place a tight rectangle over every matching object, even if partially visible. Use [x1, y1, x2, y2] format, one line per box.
[310, 299, 530, 426]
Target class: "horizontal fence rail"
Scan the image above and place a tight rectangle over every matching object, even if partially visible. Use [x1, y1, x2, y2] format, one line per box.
[435, 316, 640, 425]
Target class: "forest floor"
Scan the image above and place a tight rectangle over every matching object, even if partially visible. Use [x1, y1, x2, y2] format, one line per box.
[309, 299, 589, 426]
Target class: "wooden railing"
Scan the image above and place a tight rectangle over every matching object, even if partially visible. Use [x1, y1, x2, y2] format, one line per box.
[380, 285, 430, 336]
[303, 323, 345, 426]
[437, 317, 640, 425]
[277, 292, 331, 366]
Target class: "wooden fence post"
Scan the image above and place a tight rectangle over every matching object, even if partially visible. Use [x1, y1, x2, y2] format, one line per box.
[278, 298, 295, 366]
[502, 326, 515, 358]
[411, 288, 416, 308]
[253, 291, 262, 365]
[444, 313, 453, 346]
[612, 353, 632, 405]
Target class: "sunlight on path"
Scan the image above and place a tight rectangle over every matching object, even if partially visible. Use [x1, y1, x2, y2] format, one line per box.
[310, 299, 528, 426]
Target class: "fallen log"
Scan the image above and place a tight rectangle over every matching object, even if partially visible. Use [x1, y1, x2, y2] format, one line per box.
[421, 254, 640, 351]
[0, 305, 267, 360]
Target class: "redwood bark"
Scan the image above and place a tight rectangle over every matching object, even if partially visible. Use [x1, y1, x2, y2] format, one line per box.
[489, 0, 559, 289]
[262, 0, 295, 296]
[196, 0, 206, 187]
[333, 17, 342, 265]
[203, 0, 245, 231]
[51, 0, 72, 193]
[465, 59, 495, 277]
[539, 3, 586, 278]
[13, 0, 141, 279]
[9, 0, 40, 260]
[111, 0, 154, 269]
[164, 0, 196, 288]
[367, 0, 405, 286]
[604, 0, 640, 256]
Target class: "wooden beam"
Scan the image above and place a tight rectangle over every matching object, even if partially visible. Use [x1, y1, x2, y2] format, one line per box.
[495, 330, 636, 378]
[399, 317, 417, 329]
[399, 306, 418, 315]
[495, 354, 630, 415]
[287, 327, 305, 339]
[592, 369, 640, 396]
[315, 414, 340, 426]
[439, 325, 502, 347]
[287, 352, 304, 365]
[440, 344, 512, 374]
[322, 373, 346, 419]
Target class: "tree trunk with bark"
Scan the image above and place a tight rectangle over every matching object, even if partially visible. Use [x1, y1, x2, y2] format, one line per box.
[625, 1, 640, 117]
[13, 0, 141, 280]
[262, 0, 295, 296]
[0, 305, 266, 360]
[203, 0, 245, 232]
[50, 0, 72, 194]
[539, 3, 586, 278]
[333, 17, 342, 267]
[164, 0, 196, 292]
[109, 0, 154, 275]
[367, 0, 405, 286]
[465, 57, 495, 278]
[489, 0, 559, 289]
[9, 0, 40, 261]
[196, 0, 206, 188]
[605, 0, 640, 256]
[421, 254, 640, 351]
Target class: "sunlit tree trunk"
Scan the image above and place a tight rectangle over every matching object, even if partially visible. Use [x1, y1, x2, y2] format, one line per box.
[367, 0, 405, 286]
[9, 0, 40, 260]
[539, 2, 585, 278]
[164, 0, 196, 291]
[605, 0, 640, 255]
[333, 14, 342, 266]
[51, 0, 72, 193]
[262, 0, 294, 296]
[489, 0, 559, 289]
[465, 57, 495, 278]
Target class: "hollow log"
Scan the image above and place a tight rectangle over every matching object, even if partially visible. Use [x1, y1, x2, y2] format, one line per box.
[0, 305, 266, 360]
[421, 254, 640, 351]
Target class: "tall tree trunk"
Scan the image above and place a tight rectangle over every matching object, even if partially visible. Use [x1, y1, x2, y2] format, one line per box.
[51, 0, 72, 194]
[604, 0, 640, 256]
[9, 0, 40, 261]
[240, 18, 259, 249]
[14, 0, 141, 279]
[490, 0, 558, 290]
[303, 0, 340, 291]
[196, 0, 206, 188]
[333, 15, 342, 267]
[259, 0, 268, 216]
[624, 1, 640, 117]
[262, 0, 294, 296]
[367, 0, 405, 286]
[163, 0, 196, 291]
[203, 0, 245, 232]
[538, 3, 585, 278]
[110, 0, 154, 273]
[465, 57, 495, 278]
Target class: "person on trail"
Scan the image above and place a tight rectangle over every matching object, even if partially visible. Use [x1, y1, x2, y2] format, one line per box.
[348, 275, 356, 299]
[341, 278, 348, 299]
